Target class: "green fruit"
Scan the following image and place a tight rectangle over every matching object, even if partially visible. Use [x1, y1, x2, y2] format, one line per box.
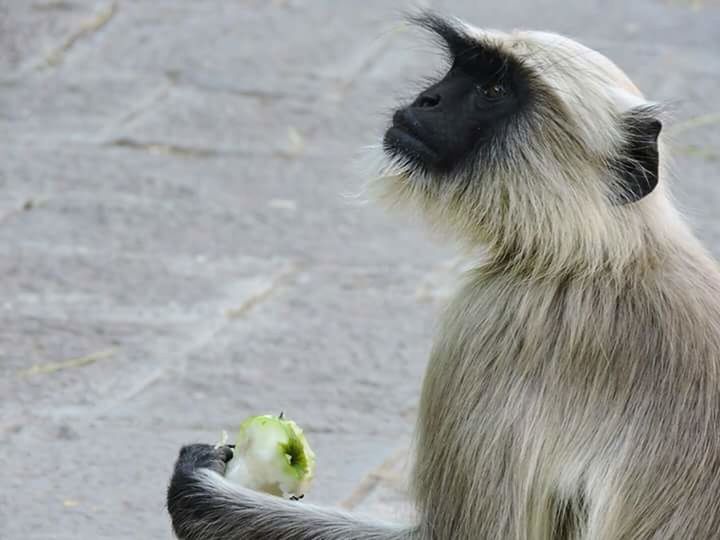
[224, 414, 315, 497]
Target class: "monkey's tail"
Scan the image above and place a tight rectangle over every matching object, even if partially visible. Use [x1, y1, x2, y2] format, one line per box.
[169, 469, 420, 540]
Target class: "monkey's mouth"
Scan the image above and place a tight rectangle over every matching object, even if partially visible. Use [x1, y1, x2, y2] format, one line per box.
[383, 112, 440, 167]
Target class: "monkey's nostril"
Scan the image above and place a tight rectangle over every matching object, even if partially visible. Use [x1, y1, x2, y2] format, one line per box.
[415, 93, 441, 108]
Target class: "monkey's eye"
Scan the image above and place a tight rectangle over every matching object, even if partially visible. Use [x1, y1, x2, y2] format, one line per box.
[478, 82, 508, 100]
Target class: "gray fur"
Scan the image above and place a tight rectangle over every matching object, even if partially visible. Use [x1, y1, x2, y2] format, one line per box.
[191, 471, 413, 540]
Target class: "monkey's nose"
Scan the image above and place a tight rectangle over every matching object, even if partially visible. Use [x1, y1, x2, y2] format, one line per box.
[392, 109, 425, 139]
[413, 93, 441, 109]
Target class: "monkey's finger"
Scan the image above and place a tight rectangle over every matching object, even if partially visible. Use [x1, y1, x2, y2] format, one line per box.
[218, 446, 234, 462]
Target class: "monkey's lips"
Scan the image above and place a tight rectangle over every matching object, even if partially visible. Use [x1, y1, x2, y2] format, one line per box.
[383, 112, 440, 166]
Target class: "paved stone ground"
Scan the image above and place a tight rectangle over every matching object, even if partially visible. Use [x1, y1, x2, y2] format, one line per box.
[0, 1, 718, 539]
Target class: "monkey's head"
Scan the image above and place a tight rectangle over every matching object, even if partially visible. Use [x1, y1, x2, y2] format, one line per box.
[375, 13, 674, 274]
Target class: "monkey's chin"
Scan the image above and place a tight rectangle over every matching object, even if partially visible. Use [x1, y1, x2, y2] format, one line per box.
[383, 127, 439, 171]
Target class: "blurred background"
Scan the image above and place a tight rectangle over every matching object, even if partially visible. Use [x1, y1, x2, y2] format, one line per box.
[1, 1, 718, 538]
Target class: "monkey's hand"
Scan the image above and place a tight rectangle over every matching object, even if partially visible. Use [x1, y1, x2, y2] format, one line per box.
[174, 443, 234, 476]
[167, 444, 233, 539]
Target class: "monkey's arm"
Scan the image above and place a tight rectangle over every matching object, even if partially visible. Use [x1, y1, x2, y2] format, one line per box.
[167, 444, 413, 540]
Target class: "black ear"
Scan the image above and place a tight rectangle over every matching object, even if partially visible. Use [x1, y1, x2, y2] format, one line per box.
[612, 109, 662, 204]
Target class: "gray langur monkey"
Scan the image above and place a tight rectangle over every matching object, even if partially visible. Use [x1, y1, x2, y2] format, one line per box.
[166, 12, 720, 540]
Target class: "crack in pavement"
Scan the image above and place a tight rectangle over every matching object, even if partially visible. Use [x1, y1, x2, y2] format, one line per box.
[40, 1, 118, 68]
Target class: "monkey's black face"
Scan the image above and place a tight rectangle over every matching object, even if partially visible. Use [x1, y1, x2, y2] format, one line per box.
[384, 19, 529, 175]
